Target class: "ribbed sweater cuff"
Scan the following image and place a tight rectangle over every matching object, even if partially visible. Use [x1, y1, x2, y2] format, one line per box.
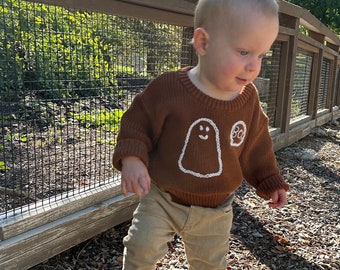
[256, 174, 290, 200]
[112, 139, 149, 171]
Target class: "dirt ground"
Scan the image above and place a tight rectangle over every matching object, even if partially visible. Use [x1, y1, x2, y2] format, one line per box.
[30, 121, 339, 270]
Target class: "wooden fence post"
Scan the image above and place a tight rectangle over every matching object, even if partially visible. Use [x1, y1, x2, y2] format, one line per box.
[278, 13, 299, 143]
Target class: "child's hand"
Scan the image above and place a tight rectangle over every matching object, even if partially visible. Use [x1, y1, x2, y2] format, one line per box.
[268, 189, 287, 208]
[121, 156, 151, 197]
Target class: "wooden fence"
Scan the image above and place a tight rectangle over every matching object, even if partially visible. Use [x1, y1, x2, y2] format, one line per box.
[0, 0, 339, 269]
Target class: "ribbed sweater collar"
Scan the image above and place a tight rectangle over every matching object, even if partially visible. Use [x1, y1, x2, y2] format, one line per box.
[178, 66, 255, 112]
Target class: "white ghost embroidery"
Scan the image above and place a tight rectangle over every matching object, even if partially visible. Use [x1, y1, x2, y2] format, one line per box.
[178, 118, 222, 178]
[230, 120, 246, 147]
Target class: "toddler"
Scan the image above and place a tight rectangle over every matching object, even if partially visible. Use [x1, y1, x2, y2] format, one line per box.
[113, 0, 289, 269]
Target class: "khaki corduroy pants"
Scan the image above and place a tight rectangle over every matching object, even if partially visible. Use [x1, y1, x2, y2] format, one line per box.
[122, 184, 234, 270]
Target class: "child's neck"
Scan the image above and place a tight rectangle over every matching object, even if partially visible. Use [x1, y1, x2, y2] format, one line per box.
[187, 66, 241, 101]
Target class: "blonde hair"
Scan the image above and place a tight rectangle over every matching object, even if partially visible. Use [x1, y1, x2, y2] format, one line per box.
[194, 0, 279, 29]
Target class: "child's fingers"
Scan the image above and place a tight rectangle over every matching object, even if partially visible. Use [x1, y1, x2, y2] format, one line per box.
[269, 201, 284, 208]
[139, 175, 151, 195]
[121, 180, 130, 197]
[269, 189, 287, 208]
[121, 177, 148, 197]
[132, 180, 142, 197]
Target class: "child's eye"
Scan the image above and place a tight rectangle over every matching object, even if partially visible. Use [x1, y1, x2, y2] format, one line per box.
[239, 50, 248, 56]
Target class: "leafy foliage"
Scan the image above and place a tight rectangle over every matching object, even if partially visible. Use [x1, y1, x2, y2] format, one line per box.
[1, 0, 119, 100]
[286, 0, 340, 35]
[0, 160, 10, 171]
[71, 109, 125, 133]
[0, 0, 184, 102]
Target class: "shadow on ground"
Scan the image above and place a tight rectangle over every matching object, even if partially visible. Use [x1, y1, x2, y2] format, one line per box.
[231, 202, 322, 270]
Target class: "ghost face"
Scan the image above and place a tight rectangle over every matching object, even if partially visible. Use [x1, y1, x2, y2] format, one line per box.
[178, 118, 222, 178]
[198, 123, 210, 140]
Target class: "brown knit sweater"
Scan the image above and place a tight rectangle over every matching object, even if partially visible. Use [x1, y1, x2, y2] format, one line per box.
[113, 66, 289, 207]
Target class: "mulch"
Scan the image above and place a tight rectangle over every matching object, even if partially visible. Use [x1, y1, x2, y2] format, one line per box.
[30, 121, 339, 270]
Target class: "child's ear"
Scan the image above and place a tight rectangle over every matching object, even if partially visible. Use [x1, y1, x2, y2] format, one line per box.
[193, 27, 209, 56]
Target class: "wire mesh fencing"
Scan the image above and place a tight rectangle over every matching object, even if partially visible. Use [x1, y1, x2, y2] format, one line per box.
[335, 67, 340, 106]
[254, 41, 282, 128]
[291, 49, 314, 119]
[0, 0, 194, 219]
[318, 58, 331, 111]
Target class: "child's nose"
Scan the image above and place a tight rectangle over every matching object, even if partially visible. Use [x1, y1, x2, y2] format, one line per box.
[246, 59, 261, 72]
